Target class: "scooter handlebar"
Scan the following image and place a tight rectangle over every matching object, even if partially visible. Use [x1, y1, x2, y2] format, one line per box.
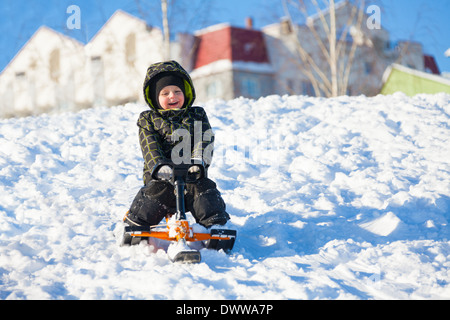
[151, 159, 206, 183]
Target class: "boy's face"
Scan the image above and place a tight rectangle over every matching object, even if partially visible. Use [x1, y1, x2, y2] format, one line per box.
[158, 85, 185, 110]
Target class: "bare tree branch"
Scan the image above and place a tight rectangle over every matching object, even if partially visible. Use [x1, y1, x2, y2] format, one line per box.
[161, 0, 170, 60]
[341, 1, 365, 95]
[283, 0, 369, 97]
[283, 0, 335, 96]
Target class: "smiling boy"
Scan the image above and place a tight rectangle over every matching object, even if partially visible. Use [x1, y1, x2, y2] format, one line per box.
[124, 61, 230, 229]
[158, 85, 185, 110]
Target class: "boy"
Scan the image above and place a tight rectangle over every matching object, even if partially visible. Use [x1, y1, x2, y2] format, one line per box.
[125, 60, 230, 229]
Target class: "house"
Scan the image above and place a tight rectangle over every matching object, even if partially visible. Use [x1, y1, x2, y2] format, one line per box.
[0, 26, 85, 117]
[0, 10, 166, 118]
[381, 63, 450, 96]
[84, 10, 164, 107]
[190, 20, 275, 102]
[261, 1, 426, 97]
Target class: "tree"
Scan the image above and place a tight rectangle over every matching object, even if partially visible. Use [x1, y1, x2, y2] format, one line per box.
[282, 0, 370, 97]
[161, 0, 171, 60]
[135, 0, 218, 62]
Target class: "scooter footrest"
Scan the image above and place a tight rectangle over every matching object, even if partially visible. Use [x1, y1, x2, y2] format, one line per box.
[124, 225, 151, 233]
[205, 229, 237, 252]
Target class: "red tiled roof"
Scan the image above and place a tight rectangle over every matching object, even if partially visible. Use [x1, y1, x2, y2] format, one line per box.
[194, 25, 270, 69]
[424, 54, 440, 75]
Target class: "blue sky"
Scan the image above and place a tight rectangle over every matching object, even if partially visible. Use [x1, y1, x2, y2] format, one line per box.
[1, 0, 449, 73]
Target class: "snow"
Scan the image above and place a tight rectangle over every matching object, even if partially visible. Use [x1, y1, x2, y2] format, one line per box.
[358, 211, 401, 237]
[1, 92, 449, 300]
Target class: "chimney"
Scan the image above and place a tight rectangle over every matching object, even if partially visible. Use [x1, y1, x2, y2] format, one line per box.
[245, 17, 253, 29]
[280, 17, 292, 34]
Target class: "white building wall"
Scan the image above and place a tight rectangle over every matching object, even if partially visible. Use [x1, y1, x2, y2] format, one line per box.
[85, 10, 164, 107]
[0, 26, 86, 117]
[0, 10, 165, 118]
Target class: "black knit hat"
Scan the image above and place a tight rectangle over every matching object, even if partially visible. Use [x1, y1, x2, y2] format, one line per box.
[149, 72, 186, 109]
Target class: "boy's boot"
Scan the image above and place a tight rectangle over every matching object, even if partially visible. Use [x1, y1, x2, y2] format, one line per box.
[123, 210, 148, 227]
[200, 212, 230, 229]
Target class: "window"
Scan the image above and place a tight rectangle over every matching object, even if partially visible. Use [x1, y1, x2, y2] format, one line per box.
[49, 49, 60, 82]
[125, 33, 136, 65]
[15, 71, 26, 79]
[241, 77, 260, 98]
[206, 80, 222, 99]
[301, 81, 314, 96]
[364, 62, 373, 75]
[90, 56, 105, 105]
[286, 79, 295, 94]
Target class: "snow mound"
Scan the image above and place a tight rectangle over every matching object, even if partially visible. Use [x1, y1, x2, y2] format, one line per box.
[358, 212, 401, 236]
[0, 93, 449, 299]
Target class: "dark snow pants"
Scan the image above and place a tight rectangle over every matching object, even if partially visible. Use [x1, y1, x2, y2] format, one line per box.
[128, 178, 230, 228]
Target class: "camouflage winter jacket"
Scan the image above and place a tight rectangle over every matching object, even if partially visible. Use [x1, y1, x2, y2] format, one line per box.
[138, 60, 214, 184]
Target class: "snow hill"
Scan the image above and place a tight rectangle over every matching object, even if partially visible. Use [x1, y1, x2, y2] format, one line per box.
[0, 93, 449, 300]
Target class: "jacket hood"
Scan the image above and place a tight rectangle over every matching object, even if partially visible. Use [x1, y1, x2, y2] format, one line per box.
[143, 60, 196, 111]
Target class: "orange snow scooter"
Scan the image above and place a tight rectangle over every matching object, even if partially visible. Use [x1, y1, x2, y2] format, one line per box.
[120, 160, 236, 264]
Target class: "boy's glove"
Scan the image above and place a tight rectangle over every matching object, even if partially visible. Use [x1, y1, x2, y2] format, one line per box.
[156, 165, 173, 181]
[188, 165, 200, 174]
[187, 164, 202, 181]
